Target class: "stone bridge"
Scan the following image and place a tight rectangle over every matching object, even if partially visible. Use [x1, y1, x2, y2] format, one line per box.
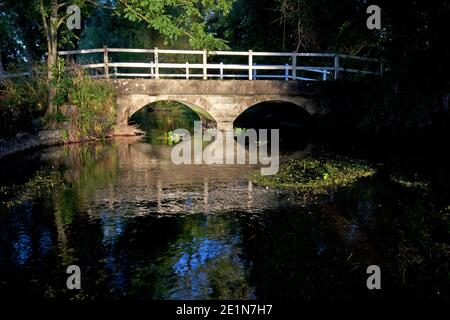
[112, 79, 324, 130]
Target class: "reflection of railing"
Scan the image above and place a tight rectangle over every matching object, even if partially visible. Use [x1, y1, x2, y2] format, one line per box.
[1, 47, 382, 81]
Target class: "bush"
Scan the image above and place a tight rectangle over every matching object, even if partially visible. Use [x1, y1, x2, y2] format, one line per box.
[68, 69, 116, 139]
[1, 59, 117, 140]
[0, 72, 49, 117]
[44, 59, 117, 139]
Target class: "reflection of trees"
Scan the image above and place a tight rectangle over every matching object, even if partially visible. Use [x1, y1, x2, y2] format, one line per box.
[0, 199, 59, 299]
[148, 214, 254, 300]
[129, 103, 201, 145]
[50, 142, 119, 265]
[239, 174, 449, 300]
[239, 206, 367, 300]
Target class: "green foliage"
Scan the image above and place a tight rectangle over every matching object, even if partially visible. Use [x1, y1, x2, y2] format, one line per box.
[118, 0, 236, 49]
[49, 58, 73, 107]
[162, 130, 184, 145]
[69, 73, 117, 139]
[43, 58, 116, 138]
[0, 167, 66, 208]
[251, 156, 376, 194]
[233, 127, 247, 136]
[0, 71, 49, 116]
[390, 173, 430, 191]
[212, 0, 379, 53]
[0, 0, 44, 69]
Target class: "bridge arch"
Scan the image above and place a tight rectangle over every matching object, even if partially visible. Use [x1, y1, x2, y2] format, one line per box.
[232, 96, 316, 119]
[233, 97, 316, 130]
[116, 94, 217, 125]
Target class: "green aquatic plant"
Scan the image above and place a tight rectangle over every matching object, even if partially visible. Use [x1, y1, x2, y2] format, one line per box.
[250, 156, 376, 194]
[390, 173, 430, 191]
[163, 130, 184, 145]
[0, 167, 66, 208]
[233, 127, 247, 136]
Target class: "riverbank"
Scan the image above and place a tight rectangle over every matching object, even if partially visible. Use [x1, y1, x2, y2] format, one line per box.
[0, 124, 144, 159]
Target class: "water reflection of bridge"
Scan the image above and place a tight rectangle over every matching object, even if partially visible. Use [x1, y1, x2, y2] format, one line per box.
[42, 137, 294, 216]
[109, 139, 278, 215]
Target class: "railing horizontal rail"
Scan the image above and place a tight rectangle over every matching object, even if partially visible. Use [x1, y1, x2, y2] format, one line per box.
[2, 47, 382, 81]
[0, 72, 32, 78]
[56, 48, 375, 61]
[108, 48, 154, 53]
[338, 54, 378, 62]
[81, 63, 106, 69]
[58, 48, 104, 55]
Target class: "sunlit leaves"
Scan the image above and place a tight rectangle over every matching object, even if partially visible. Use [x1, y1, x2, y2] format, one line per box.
[117, 0, 236, 49]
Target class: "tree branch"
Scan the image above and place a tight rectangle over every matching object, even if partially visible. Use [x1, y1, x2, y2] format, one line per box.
[39, 0, 50, 41]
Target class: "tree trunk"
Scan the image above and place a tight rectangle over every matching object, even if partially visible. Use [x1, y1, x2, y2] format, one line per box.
[43, 0, 60, 118]
[47, 34, 58, 116]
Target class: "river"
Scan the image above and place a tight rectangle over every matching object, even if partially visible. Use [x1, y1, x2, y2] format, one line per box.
[0, 105, 448, 300]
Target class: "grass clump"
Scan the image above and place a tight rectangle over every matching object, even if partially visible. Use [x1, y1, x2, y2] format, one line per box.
[0, 60, 116, 140]
[0, 66, 49, 116]
[250, 156, 376, 194]
[68, 71, 116, 139]
[45, 59, 117, 140]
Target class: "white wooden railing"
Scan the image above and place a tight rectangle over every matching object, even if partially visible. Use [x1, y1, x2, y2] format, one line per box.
[1, 47, 382, 81]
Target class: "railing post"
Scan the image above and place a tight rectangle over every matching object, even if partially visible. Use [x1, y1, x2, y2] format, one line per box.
[380, 63, 384, 79]
[253, 63, 256, 80]
[114, 66, 117, 78]
[285, 64, 289, 80]
[292, 53, 297, 80]
[154, 47, 159, 79]
[322, 71, 327, 81]
[248, 50, 253, 80]
[103, 46, 109, 80]
[186, 62, 189, 80]
[150, 61, 154, 78]
[219, 62, 224, 80]
[334, 54, 340, 80]
[203, 49, 207, 80]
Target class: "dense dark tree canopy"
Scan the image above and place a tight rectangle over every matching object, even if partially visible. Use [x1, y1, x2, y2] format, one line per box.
[0, 0, 45, 71]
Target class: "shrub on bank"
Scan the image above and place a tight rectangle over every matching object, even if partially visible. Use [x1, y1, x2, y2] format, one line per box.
[0, 70, 49, 117]
[67, 70, 116, 139]
[44, 59, 117, 140]
[0, 59, 117, 140]
[0, 70, 48, 137]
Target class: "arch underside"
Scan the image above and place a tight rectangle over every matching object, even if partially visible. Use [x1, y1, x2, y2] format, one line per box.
[124, 95, 216, 122]
[116, 94, 317, 129]
[232, 96, 315, 117]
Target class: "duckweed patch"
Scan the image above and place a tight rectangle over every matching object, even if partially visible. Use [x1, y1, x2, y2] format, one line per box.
[0, 167, 66, 208]
[250, 156, 376, 194]
[390, 173, 430, 191]
[162, 130, 184, 145]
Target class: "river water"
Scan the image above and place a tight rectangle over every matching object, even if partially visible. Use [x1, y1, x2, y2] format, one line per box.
[0, 106, 448, 300]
